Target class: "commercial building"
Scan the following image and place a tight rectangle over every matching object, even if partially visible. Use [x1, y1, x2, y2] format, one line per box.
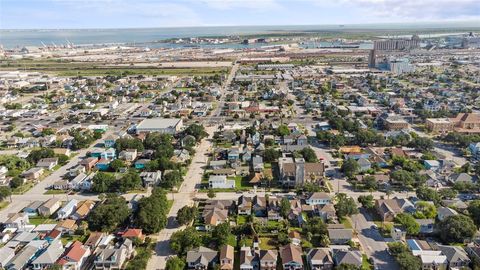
[135, 118, 183, 134]
[426, 118, 453, 133]
[373, 35, 420, 51]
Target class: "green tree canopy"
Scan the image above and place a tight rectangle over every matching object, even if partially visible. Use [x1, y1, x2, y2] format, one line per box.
[395, 213, 420, 235]
[341, 159, 360, 178]
[165, 257, 185, 270]
[177, 206, 197, 226]
[170, 227, 202, 256]
[135, 188, 169, 234]
[439, 215, 476, 244]
[87, 194, 131, 232]
[335, 193, 359, 218]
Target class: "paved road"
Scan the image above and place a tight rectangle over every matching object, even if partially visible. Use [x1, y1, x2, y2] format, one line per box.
[147, 126, 215, 270]
[352, 208, 399, 270]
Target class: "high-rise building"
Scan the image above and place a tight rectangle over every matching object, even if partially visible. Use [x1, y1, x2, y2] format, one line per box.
[368, 49, 376, 68]
[373, 35, 420, 51]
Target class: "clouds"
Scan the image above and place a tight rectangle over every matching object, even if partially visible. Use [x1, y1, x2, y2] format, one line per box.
[0, 0, 479, 29]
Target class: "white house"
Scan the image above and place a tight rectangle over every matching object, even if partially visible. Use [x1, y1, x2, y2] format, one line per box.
[57, 199, 78, 219]
[209, 175, 235, 189]
[305, 192, 332, 206]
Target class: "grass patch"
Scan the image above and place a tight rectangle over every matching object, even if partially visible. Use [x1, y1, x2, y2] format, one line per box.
[0, 201, 10, 210]
[29, 217, 56, 226]
[12, 182, 35, 195]
[340, 217, 353, 229]
[267, 220, 280, 227]
[227, 234, 237, 247]
[362, 254, 372, 270]
[61, 234, 88, 245]
[237, 215, 248, 225]
[259, 237, 277, 250]
[44, 189, 67, 195]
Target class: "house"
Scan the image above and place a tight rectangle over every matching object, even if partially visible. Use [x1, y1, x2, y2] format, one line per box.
[307, 248, 334, 270]
[209, 175, 235, 189]
[38, 198, 61, 217]
[56, 241, 91, 270]
[412, 250, 447, 270]
[469, 142, 480, 160]
[219, 245, 234, 270]
[437, 245, 471, 269]
[278, 157, 325, 187]
[0, 246, 15, 269]
[288, 231, 301, 246]
[317, 204, 336, 222]
[448, 173, 473, 184]
[357, 158, 371, 171]
[424, 160, 441, 171]
[210, 160, 227, 170]
[118, 149, 138, 162]
[5, 245, 40, 270]
[238, 196, 253, 215]
[135, 118, 183, 134]
[120, 228, 144, 242]
[327, 229, 353, 245]
[306, 192, 332, 206]
[104, 135, 117, 148]
[259, 250, 278, 270]
[140, 171, 162, 187]
[280, 244, 303, 270]
[94, 239, 134, 270]
[36, 158, 58, 170]
[134, 159, 150, 169]
[80, 157, 98, 171]
[95, 158, 110, 171]
[375, 198, 415, 221]
[333, 250, 362, 268]
[31, 239, 64, 270]
[239, 246, 257, 270]
[252, 156, 264, 172]
[437, 207, 458, 221]
[202, 207, 228, 230]
[416, 219, 435, 234]
[171, 149, 191, 164]
[253, 196, 267, 216]
[55, 219, 78, 234]
[57, 199, 78, 219]
[4, 213, 29, 231]
[69, 173, 88, 190]
[52, 180, 69, 190]
[23, 201, 44, 216]
[22, 167, 44, 180]
[186, 246, 218, 269]
[84, 232, 105, 250]
[228, 148, 240, 162]
[72, 200, 95, 220]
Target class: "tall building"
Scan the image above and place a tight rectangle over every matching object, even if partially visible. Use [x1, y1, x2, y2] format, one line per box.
[368, 49, 376, 68]
[373, 35, 420, 51]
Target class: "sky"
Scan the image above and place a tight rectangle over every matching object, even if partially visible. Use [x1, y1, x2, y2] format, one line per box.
[0, 0, 479, 29]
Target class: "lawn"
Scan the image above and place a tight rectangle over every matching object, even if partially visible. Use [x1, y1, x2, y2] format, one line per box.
[61, 234, 88, 245]
[29, 216, 56, 226]
[12, 182, 35, 195]
[267, 220, 280, 227]
[227, 234, 237, 247]
[259, 237, 277, 250]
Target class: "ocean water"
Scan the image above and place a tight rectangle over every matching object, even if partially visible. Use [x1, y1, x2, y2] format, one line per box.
[1, 22, 478, 49]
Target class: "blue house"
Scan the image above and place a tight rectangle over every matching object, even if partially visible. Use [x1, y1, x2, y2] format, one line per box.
[469, 142, 480, 160]
[89, 148, 104, 158]
[95, 159, 110, 171]
[358, 158, 372, 172]
[23, 201, 43, 216]
[228, 148, 240, 162]
[104, 135, 117, 148]
[101, 148, 116, 160]
[135, 159, 150, 170]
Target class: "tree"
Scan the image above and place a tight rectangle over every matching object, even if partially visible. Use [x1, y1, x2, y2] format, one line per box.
[207, 189, 216, 198]
[170, 227, 202, 256]
[468, 200, 480, 227]
[280, 197, 291, 218]
[395, 213, 420, 235]
[439, 188, 458, 200]
[115, 138, 144, 153]
[303, 217, 327, 235]
[414, 201, 437, 219]
[416, 186, 441, 205]
[264, 148, 280, 163]
[335, 193, 359, 218]
[395, 251, 422, 270]
[177, 206, 197, 226]
[135, 188, 169, 234]
[91, 172, 116, 193]
[358, 195, 374, 209]
[387, 242, 410, 256]
[161, 171, 183, 189]
[363, 175, 378, 190]
[184, 124, 208, 141]
[27, 148, 55, 164]
[300, 147, 318, 162]
[341, 159, 360, 178]
[56, 154, 69, 165]
[87, 194, 131, 232]
[145, 133, 172, 150]
[109, 159, 125, 172]
[390, 170, 415, 187]
[212, 222, 232, 247]
[277, 124, 290, 136]
[336, 264, 360, 270]
[9, 177, 23, 189]
[165, 257, 185, 270]
[438, 215, 476, 243]
[117, 170, 142, 192]
[409, 136, 434, 152]
[0, 186, 12, 201]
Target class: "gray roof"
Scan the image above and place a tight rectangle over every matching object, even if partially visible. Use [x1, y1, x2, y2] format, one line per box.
[438, 245, 470, 263]
[0, 247, 14, 266]
[307, 248, 333, 264]
[334, 250, 362, 266]
[7, 245, 39, 270]
[32, 239, 64, 265]
[186, 246, 218, 265]
[328, 229, 353, 240]
[136, 118, 182, 130]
